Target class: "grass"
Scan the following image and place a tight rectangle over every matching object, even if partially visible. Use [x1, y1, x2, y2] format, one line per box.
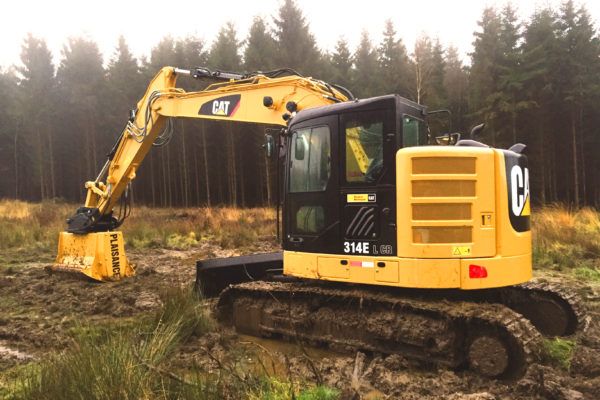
[6, 286, 338, 400]
[532, 205, 600, 277]
[541, 338, 577, 371]
[0, 199, 277, 256]
[10, 286, 214, 400]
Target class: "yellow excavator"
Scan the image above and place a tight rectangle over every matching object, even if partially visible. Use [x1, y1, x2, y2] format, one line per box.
[54, 66, 583, 378]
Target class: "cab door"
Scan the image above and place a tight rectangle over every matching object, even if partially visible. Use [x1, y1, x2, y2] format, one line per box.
[284, 115, 340, 254]
[340, 105, 397, 257]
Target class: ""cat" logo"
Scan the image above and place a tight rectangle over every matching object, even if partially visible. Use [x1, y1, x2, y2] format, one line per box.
[212, 100, 230, 115]
[510, 165, 530, 217]
[198, 94, 241, 117]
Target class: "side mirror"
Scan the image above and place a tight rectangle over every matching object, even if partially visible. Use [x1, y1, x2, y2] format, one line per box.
[263, 134, 275, 159]
[294, 136, 305, 160]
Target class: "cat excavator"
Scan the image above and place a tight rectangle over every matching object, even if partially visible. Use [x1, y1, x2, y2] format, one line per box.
[54, 66, 584, 378]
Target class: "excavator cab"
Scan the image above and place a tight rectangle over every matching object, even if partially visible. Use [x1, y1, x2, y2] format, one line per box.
[283, 95, 421, 257]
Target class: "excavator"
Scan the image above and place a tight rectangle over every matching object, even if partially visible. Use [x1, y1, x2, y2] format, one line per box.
[54, 66, 584, 378]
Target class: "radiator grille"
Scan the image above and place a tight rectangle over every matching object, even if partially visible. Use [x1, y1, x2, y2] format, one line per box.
[397, 148, 496, 258]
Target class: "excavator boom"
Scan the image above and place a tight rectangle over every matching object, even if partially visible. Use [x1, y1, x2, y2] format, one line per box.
[55, 66, 349, 280]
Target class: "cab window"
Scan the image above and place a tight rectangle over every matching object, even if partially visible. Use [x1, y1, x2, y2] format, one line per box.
[289, 126, 331, 193]
[402, 115, 428, 147]
[344, 111, 384, 184]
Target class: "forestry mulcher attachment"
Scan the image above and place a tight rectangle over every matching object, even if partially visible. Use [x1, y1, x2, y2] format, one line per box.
[54, 66, 584, 378]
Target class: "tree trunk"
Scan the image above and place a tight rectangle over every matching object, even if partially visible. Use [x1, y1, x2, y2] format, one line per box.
[150, 151, 156, 207]
[35, 124, 45, 200]
[194, 138, 201, 206]
[539, 124, 546, 204]
[239, 139, 246, 208]
[180, 121, 189, 207]
[201, 123, 211, 207]
[227, 124, 237, 207]
[571, 113, 579, 207]
[579, 108, 586, 205]
[47, 125, 56, 200]
[13, 119, 19, 199]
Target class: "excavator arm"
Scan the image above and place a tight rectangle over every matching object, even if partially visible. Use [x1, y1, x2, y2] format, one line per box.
[55, 66, 350, 280]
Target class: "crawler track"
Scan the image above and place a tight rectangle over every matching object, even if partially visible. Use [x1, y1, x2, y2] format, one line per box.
[217, 281, 540, 378]
[499, 279, 587, 336]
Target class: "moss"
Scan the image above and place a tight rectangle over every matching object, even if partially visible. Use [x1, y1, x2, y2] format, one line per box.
[542, 338, 576, 370]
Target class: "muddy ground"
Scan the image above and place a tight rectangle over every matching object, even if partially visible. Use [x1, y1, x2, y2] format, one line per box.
[0, 243, 598, 399]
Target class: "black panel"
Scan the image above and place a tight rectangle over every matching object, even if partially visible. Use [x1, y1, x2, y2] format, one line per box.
[503, 150, 531, 232]
[195, 252, 283, 297]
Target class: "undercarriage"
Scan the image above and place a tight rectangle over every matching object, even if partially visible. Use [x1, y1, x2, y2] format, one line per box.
[196, 253, 585, 378]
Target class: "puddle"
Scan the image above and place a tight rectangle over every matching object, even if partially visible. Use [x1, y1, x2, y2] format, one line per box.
[236, 334, 345, 375]
[0, 343, 34, 361]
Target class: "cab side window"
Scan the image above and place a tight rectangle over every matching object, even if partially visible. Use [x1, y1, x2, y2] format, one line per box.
[289, 126, 331, 193]
[402, 115, 428, 147]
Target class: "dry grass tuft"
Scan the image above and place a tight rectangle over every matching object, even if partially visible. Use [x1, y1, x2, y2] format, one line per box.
[0, 200, 277, 254]
[533, 205, 600, 271]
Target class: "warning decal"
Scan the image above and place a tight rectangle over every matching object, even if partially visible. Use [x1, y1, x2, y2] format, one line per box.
[347, 193, 376, 203]
[452, 246, 472, 257]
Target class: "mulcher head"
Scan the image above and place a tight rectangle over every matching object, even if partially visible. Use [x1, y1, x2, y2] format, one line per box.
[54, 231, 135, 281]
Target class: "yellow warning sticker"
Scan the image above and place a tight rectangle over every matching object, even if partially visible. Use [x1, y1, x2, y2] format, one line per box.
[347, 193, 376, 203]
[452, 246, 472, 256]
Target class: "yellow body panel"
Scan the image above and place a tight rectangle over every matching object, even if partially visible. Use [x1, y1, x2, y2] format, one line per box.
[284, 251, 530, 290]
[55, 232, 134, 281]
[284, 146, 532, 290]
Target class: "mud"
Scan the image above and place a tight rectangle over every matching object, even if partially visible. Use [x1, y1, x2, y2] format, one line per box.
[0, 244, 599, 399]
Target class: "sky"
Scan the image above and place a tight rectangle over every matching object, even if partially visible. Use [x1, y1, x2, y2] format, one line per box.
[1, 0, 599, 69]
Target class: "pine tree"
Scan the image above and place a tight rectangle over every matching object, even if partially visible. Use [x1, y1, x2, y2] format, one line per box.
[273, 0, 322, 76]
[106, 36, 142, 131]
[0, 70, 19, 199]
[556, 0, 600, 205]
[56, 37, 106, 200]
[443, 46, 469, 133]
[520, 7, 561, 203]
[378, 20, 411, 98]
[244, 17, 277, 72]
[208, 22, 241, 70]
[329, 37, 353, 90]
[353, 31, 380, 98]
[469, 7, 504, 146]
[18, 34, 57, 200]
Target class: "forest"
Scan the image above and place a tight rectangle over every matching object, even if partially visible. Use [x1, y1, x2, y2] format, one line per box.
[0, 0, 598, 208]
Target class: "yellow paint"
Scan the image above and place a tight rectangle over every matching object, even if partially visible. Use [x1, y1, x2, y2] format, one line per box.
[521, 195, 531, 216]
[54, 232, 134, 281]
[284, 250, 530, 290]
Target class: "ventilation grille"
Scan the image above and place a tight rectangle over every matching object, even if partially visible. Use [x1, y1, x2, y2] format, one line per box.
[410, 157, 475, 244]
